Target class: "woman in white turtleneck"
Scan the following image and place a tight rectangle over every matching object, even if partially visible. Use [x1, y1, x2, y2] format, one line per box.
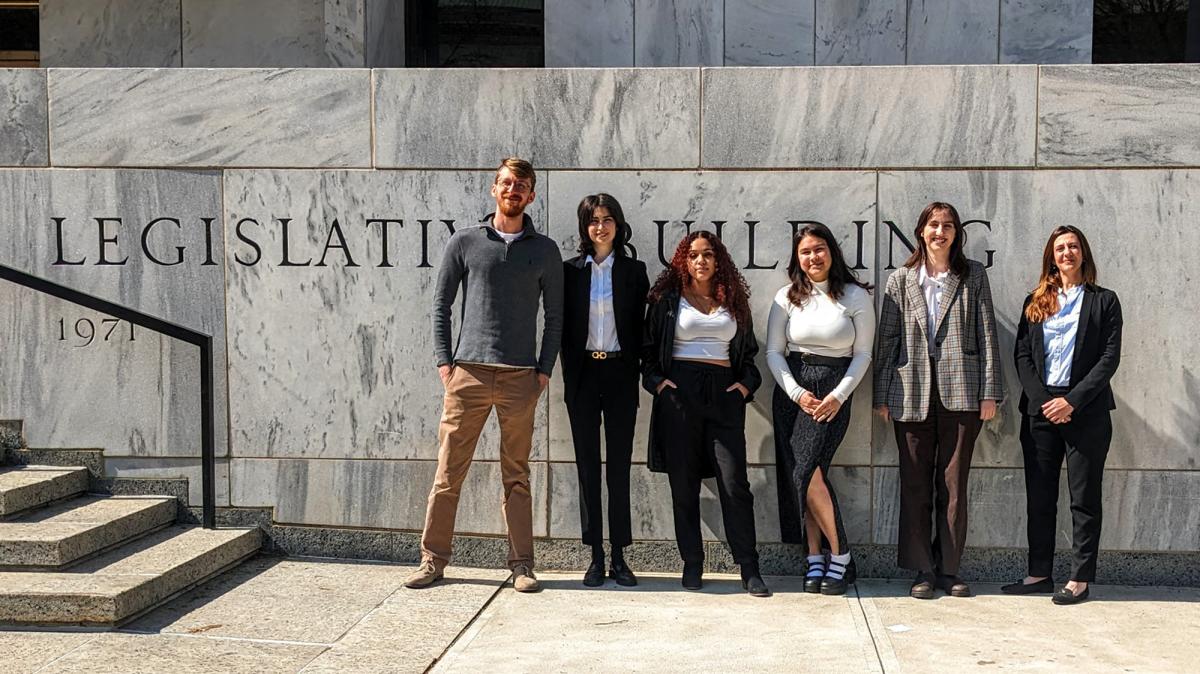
[766, 223, 874, 596]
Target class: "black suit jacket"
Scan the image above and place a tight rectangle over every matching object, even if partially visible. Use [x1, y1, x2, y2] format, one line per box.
[1014, 284, 1123, 417]
[559, 253, 650, 405]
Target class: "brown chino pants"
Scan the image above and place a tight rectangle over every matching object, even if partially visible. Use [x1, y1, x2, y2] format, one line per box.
[420, 363, 540, 571]
[893, 391, 982, 576]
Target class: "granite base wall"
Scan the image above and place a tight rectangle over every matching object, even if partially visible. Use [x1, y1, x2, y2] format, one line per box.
[2, 64, 1198, 573]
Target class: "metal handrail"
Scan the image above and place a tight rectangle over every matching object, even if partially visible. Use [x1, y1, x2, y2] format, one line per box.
[0, 263, 217, 529]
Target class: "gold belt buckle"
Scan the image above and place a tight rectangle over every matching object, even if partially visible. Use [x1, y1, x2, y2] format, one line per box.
[591, 351, 607, 360]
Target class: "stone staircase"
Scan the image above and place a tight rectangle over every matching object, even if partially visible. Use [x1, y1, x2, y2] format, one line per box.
[0, 423, 262, 626]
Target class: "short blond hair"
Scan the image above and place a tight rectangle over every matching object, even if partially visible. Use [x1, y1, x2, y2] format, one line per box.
[495, 157, 536, 190]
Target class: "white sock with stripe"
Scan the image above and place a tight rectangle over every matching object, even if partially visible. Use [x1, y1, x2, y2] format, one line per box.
[806, 554, 825, 578]
[826, 552, 851, 581]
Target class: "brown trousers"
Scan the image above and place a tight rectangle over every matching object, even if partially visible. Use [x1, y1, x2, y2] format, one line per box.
[420, 363, 540, 571]
[893, 393, 982, 576]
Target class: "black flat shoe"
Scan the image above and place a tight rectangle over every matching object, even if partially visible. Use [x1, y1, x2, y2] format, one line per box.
[910, 572, 936, 600]
[609, 560, 638, 587]
[1052, 585, 1090, 605]
[820, 576, 847, 595]
[583, 560, 605, 587]
[803, 575, 824, 594]
[682, 563, 703, 591]
[1001, 578, 1054, 595]
[743, 575, 771, 597]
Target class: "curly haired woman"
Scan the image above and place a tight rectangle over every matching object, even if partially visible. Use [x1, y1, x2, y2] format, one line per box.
[641, 230, 767, 596]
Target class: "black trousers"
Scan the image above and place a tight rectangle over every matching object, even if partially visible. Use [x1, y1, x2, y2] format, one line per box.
[1021, 407, 1112, 582]
[565, 355, 639, 548]
[659, 361, 759, 568]
[772, 354, 852, 550]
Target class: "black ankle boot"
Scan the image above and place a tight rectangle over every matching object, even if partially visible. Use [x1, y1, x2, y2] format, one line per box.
[741, 564, 771, 597]
[682, 562, 703, 590]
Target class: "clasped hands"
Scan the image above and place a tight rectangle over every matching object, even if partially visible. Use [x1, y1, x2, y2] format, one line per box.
[798, 391, 842, 423]
[1041, 396, 1073, 424]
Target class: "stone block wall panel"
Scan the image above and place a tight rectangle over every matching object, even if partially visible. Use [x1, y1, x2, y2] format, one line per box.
[0, 69, 48, 167]
[633, 0, 723, 66]
[546, 0, 634, 67]
[701, 66, 1037, 169]
[39, 0, 183, 68]
[724, 0, 815, 66]
[1039, 65, 1200, 168]
[1000, 0, 1092, 64]
[47, 69, 371, 168]
[374, 68, 699, 169]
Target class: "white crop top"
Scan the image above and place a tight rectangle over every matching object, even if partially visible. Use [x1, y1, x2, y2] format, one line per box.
[765, 281, 875, 403]
[673, 296, 737, 361]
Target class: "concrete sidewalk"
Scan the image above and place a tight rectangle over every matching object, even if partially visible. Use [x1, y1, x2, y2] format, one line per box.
[7, 557, 1199, 673]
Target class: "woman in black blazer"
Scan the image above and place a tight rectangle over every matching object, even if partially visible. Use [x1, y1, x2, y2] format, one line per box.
[1004, 225, 1122, 605]
[560, 193, 649, 588]
[642, 230, 767, 596]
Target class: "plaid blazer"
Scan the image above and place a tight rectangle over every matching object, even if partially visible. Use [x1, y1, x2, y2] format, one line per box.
[873, 260, 1004, 422]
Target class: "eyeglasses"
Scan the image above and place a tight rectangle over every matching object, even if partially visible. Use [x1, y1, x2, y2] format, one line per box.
[497, 178, 532, 194]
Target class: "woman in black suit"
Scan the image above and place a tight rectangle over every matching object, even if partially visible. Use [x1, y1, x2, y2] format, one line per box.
[1004, 225, 1122, 605]
[561, 193, 649, 588]
[642, 230, 767, 596]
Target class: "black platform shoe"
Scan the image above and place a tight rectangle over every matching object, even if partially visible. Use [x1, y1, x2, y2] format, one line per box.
[804, 557, 825, 594]
[820, 557, 855, 596]
[682, 562, 703, 591]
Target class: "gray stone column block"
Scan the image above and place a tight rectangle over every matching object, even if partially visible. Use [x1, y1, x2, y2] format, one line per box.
[701, 66, 1037, 169]
[634, 0, 723, 66]
[48, 69, 371, 168]
[364, 0, 405, 67]
[546, 0, 634, 67]
[223, 169, 550, 462]
[0, 169, 228, 458]
[1000, 0, 1092, 64]
[39, 0, 183, 68]
[906, 0, 1000, 65]
[877, 169, 1200, 471]
[231, 458, 549, 535]
[1039, 65, 1200, 168]
[0, 69, 48, 167]
[325, 0, 367, 67]
[373, 68, 700, 169]
[183, 0, 320, 67]
[724, 0, 815, 66]
[815, 0, 906, 65]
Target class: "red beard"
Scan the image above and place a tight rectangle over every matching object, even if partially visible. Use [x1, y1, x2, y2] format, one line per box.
[498, 198, 525, 217]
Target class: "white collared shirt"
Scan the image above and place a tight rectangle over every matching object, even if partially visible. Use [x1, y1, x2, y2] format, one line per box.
[1043, 285, 1085, 387]
[586, 254, 621, 352]
[917, 264, 950, 355]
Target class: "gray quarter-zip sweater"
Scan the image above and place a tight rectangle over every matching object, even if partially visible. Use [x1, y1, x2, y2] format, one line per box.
[433, 213, 564, 375]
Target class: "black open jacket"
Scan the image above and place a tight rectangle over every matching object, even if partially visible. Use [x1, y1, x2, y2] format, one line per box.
[1013, 284, 1122, 417]
[640, 289, 762, 474]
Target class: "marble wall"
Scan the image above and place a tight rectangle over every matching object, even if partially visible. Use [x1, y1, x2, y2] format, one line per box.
[2, 64, 1199, 555]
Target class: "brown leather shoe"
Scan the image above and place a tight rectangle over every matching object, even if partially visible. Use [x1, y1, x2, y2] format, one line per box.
[910, 572, 936, 599]
[512, 564, 541, 593]
[938, 574, 972, 597]
[404, 560, 443, 589]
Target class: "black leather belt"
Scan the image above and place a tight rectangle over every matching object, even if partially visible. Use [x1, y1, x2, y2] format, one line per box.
[588, 350, 622, 360]
[789, 352, 851, 367]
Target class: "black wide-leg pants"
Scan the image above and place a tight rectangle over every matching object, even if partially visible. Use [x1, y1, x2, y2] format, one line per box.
[659, 361, 759, 568]
[1021, 408, 1112, 582]
[565, 355, 639, 548]
[772, 354, 852, 550]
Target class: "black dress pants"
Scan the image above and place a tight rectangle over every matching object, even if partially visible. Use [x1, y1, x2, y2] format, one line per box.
[659, 361, 759, 568]
[565, 355, 639, 548]
[1021, 408, 1112, 582]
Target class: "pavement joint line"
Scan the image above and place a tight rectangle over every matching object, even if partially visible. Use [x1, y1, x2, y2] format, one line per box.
[425, 573, 510, 673]
[850, 584, 887, 674]
[30, 633, 102, 674]
[114, 628, 334, 649]
[855, 583, 903, 673]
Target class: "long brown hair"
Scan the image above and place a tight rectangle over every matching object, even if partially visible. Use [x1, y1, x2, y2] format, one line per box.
[787, 222, 872, 307]
[904, 202, 969, 277]
[1025, 225, 1097, 323]
[648, 230, 752, 328]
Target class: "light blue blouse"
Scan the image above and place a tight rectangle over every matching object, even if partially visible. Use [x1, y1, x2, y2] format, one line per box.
[1042, 286, 1085, 387]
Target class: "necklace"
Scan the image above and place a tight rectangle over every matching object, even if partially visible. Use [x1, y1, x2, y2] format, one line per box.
[684, 289, 718, 314]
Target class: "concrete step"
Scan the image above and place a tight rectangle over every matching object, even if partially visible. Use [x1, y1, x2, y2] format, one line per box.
[0, 495, 177, 567]
[0, 465, 89, 517]
[0, 525, 262, 626]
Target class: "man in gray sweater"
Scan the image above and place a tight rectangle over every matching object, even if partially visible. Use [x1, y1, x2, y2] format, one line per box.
[406, 157, 563, 592]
